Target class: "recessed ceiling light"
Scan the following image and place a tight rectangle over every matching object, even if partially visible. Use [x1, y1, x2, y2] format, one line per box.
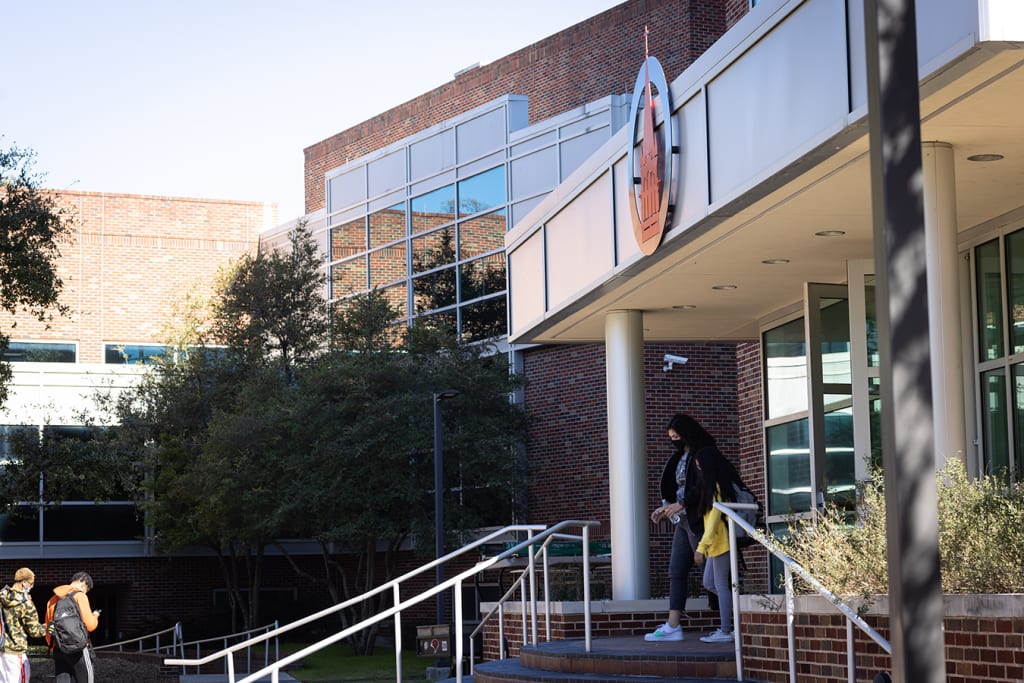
[672, 304, 697, 310]
[967, 153, 1004, 162]
[815, 230, 846, 237]
[712, 284, 737, 291]
[761, 258, 790, 265]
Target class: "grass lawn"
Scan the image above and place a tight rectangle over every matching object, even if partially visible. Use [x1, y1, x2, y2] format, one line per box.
[280, 641, 437, 682]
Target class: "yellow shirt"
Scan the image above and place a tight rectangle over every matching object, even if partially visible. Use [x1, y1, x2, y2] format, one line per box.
[696, 485, 730, 558]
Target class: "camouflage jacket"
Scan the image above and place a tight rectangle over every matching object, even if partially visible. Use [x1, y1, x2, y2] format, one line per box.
[0, 585, 47, 653]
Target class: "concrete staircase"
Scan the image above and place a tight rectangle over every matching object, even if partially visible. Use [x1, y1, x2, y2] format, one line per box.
[444, 633, 765, 683]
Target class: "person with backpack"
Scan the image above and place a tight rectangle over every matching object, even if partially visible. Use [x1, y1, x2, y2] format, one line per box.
[692, 445, 748, 644]
[0, 567, 47, 683]
[45, 572, 99, 683]
[644, 414, 716, 642]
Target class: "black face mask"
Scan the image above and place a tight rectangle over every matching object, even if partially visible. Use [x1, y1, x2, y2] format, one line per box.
[672, 439, 686, 452]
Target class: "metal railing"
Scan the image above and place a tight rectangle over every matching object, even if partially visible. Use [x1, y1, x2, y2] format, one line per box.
[165, 522, 599, 683]
[175, 621, 280, 677]
[468, 529, 602, 672]
[93, 622, 183, 657]
[715, 501, 892, 683]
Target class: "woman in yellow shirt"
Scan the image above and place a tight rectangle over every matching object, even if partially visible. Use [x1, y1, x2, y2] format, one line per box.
[693, 446, 744, 643]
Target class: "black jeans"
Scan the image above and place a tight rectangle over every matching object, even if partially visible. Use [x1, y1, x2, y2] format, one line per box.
[667, 522, 696, 612]
[54, 647, 95, 683]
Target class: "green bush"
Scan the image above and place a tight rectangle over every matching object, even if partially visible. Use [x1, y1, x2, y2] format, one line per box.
[778, 460, 1024, 596]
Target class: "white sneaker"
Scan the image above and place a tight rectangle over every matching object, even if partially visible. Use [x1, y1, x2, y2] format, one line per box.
[700, 629, 734, 643]
[644, 622, 684, 641]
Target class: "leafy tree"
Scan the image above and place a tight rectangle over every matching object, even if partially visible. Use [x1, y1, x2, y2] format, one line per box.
[0, 143, 72, 406]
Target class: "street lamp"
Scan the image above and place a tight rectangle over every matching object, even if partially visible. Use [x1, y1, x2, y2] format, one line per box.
[433, 389, 460, 629]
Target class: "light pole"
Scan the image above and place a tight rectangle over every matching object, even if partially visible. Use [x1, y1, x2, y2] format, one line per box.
[433, 389, 460, 629]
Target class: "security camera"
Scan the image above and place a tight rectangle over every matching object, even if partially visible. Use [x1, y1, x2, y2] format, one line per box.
[663, 354, 688, 372]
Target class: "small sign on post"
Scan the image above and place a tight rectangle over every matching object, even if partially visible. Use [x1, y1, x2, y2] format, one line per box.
[416, 624, 450, 658]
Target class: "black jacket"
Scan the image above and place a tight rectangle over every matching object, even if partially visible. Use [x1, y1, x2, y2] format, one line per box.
[659, 448, 703, 533]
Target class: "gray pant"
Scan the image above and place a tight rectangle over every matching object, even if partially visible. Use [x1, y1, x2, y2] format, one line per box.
[668, 522, 697, 612]
[702, 552, 733, 633]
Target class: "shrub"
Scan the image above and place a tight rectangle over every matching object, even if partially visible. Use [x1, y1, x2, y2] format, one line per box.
[777, 460, 1024, 596]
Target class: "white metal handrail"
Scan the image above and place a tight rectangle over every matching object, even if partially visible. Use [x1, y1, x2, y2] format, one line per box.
[93, 622, 183, 657]
[165, 522, 601, 683]
[468, 530, 599, 672]
[177, 621, 280, 676]
[715, 501, 892, 683]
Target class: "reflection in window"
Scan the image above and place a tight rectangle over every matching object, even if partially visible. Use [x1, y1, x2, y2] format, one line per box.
[461, 296, 507, 343]
[460, 254, 505, 302]
[458, 167, 506, 217]
[44, 504, 144, 541]
[413, 267, 457, 312]
[105, 344, 169, 365]
[331, 257, 368, 298]
[823, 406, 855, 509]
[819, 299, 851, 384]
[868, 377, 882, 470]
[763, 318, 807, 419]
[976, 239, 1004, 362]
[367, 149, 406, 197]
[381, 283, 409, 320]
[369, 245, 407, 289]
[767, 419, 811, 515]
[328, 168, 365, 214]
[415, 309, 457, 339]
[983, 369, 1009, 478]
[864, 276, 878, 367]
[2, 341, 76, 363]
[1006, 229, 1024, 355]
[412, 228, 455, 275]
[369, 203, 406, 249]
[0, 508, 39, 542]
[331, 217, 366, 260]
[1013, 363, 1024, 482]
[458, 210, 506, 260]
[411, 186, 455, 234]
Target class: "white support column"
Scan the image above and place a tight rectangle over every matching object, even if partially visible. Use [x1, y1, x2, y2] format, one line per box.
[922, 141, 967, 469]
[604, 309, 649, 600]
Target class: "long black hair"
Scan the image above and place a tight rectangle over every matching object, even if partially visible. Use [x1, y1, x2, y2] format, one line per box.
[693, 445, 743, 516]
[666, 413, 717, 453]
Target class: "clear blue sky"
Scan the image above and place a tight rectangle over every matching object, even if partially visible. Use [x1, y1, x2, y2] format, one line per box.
[2, 1, 621, 222]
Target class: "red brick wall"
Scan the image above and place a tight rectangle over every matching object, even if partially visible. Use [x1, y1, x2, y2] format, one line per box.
[0, 191, 264, 363]
[304, 0, 737, 213]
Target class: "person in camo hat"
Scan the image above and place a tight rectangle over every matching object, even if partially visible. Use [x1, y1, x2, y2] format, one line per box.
[0, 567, 47, 683]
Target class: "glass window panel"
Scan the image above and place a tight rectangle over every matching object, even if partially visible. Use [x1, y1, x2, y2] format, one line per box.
[3, 341, 76, 363]
[105, 344, 168, 365]
[976, 239, 1004, 361]
[410, 129, 455, 180]
[1006, 229, 1024, 355]
[459, 151, 505, 179]
[411, 185, 456, 234]
[369, 203, 406, 249]
[413, 267, 457, 313]
[768, 522, 792, 593]
[819, 298, 851, 385]
[823, 405, 856, 510]
[0, 508, 39, 542]
[766, 419, 811, 515]
[461, 296, 507, 343]
[43, 504, 144, 541]
[512, 197, 544, 227]
[331, 257, 368, 298]
[510, 130, 556, 157]
[328, 168, 365, 214]
[458, 167, 506, 217]
[416, 309, 458, 339]
[458, 210, 506, 260]
[763, 317, 807, 419]
[331, 216, 366, 260]
[559, 128, 608, 181]
[456, 107, 506, 163]
[510, 146, 558, 201]
[412, 228, 456, 274]
[868, 377, 882, 470]
[982, 368, 1009, 477]
[381, 282, 409, 320]
[460, 254, 506, 302]
[1013, 363, 1024, 482]
[369, 244, 407, 289]
[864, 275, 878, 368]
[367, 149, 406, 197]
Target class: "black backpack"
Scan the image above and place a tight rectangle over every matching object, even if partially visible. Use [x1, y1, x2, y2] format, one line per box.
[48, 591, 90, 654]
[731, 482, 765, 548]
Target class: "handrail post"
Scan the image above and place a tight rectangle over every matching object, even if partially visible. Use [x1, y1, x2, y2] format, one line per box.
[542, 544, 551, 642]
[583, 523, 592, 653]
[785, 564, 796, 683]
[519, 569, 527, 652]
[727, 517, 743, 681]
[393, 584, 403, 683]
[498, 603, 506, 659]
[455, 578, 464, 683]
[527, 534, 538, 646]
[846, 620, 855, 683]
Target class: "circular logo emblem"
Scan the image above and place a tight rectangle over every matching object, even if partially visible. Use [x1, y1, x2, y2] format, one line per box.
[627, 56, 675, 256]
